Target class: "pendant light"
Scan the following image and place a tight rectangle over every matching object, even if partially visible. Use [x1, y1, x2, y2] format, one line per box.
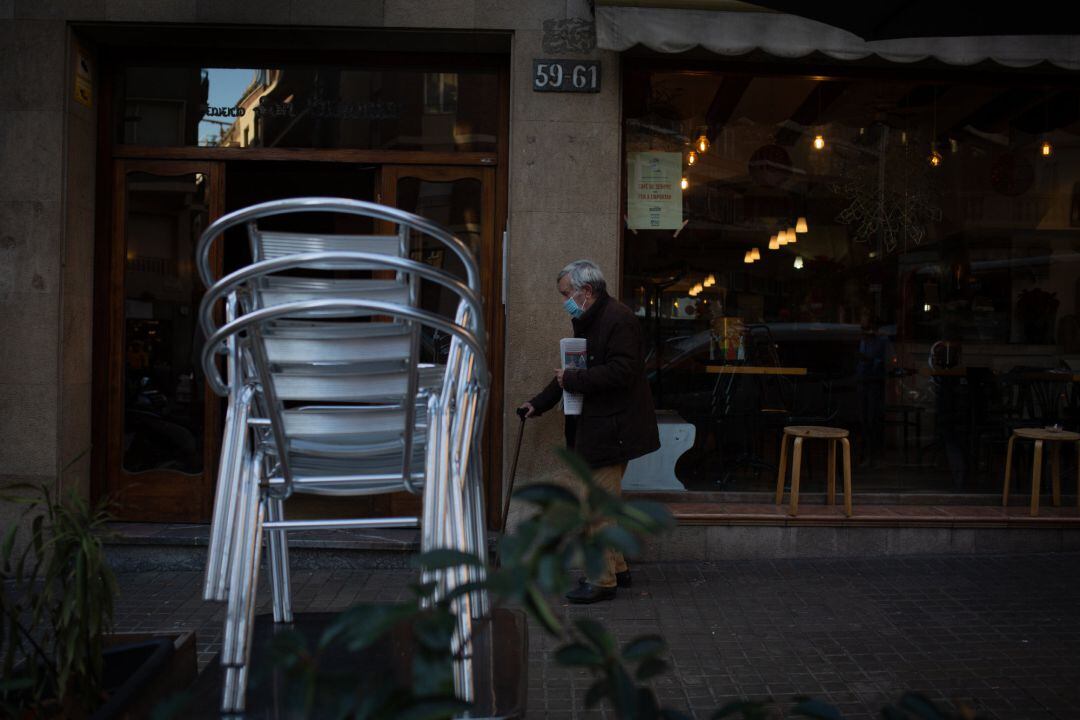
[768, 234, 780, 250]
[793, 256, 804, 269]
[680, 177, 689, 190]
[750, 247, 761, 261]
[786, 226, 798, 244]
[686, 150, 698, 166]
[743, 250, 753, 264]
[796, 217, 809, 233]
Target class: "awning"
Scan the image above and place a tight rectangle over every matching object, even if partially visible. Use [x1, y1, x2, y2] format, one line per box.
[596, 3, 1080, 70]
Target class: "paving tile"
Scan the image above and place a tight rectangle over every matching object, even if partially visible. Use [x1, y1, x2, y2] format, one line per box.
[113, 551, 1080, 718]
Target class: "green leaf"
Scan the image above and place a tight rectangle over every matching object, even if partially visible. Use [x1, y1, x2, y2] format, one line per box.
[635, 657, 668, 681]
[554, 642, 604, 667]
[623, 635, 666, 662]
[525, 586, 562, 636]
[583, 545, 606, 581]
[585, 680, 611, 708]
[393, 699, 472, 720]
[596, 526, 642, 558]
[575, 618, 614, 655]
[623, 500, 676, 531]
[536, 554, 562, 594]
[513, 483, 580, 508]
[898, 692, 945, 720]
[793, 697, 844, 720]
[412, 549, 484, 571]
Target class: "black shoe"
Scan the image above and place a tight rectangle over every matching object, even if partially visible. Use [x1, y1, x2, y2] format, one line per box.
[566, 582, 616, 604]
[578, 571, 633, 589]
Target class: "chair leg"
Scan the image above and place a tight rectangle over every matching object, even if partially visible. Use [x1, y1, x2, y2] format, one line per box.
[1052, 442, 1062, 508]
[789, 437, 803, 516]
[1030, 439, 1044, 517]
[220, 454, 264, 714]
[827, 439, 837, 506]
[1002, 435, 1016, 507]
[775, 434, 789, 505]
[840, 438, 853, 517]
[266, 496, 292, 623]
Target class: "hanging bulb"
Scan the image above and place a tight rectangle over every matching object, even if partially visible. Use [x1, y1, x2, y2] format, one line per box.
[796, 216, 809, 233]
[813, 134, 825, 150]
[680, 176, 689, 190]
[743, 250, 753, 264]
[786, 226, 798, 243]
[777, 230, 788, 246]
[696, 134, 710, 154]
[768, 235, 780, 250]
[1041, 140, 1053, 158]
[686, 150, 698, 166]
[929, 141, 942, 167]
[794, 256, 804, 270]
[750, 247, 760, 261]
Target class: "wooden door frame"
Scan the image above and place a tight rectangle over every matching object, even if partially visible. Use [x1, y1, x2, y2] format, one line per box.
[99, 159, 225, 521]
[379, 164, 505, 529]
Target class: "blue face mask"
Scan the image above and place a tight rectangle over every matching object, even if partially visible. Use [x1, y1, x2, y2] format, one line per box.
[564, 292, 584, 318]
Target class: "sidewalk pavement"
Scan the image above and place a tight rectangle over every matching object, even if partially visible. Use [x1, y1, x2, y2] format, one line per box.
[114, 552, 1080, 719]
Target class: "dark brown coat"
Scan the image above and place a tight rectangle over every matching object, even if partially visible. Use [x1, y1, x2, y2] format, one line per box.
[529, 291, 660, 468]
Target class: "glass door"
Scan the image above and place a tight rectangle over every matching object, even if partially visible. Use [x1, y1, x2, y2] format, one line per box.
[102, 160, 224, 521]
[379, 165, 502, 522]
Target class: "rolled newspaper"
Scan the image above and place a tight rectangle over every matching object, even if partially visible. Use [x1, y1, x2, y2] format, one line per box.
[560, 337, 587, 415]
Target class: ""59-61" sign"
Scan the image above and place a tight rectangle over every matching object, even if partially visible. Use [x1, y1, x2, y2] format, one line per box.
[532, 59, 601, 93]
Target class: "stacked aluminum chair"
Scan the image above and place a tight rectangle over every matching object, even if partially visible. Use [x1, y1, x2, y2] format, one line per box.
[195, 198, 490, 713]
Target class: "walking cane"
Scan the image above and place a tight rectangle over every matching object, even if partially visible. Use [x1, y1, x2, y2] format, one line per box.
[496, 407, 529, 566]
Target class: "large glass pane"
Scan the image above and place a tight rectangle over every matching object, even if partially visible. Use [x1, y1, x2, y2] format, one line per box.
[623, 69, 1080, 495]
[117, 66, 499, 152]
[122, 172, 208, 474]
[395, 174, 485, 359]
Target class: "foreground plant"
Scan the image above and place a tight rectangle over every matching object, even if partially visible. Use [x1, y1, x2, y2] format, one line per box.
[0, 484, 118, 717]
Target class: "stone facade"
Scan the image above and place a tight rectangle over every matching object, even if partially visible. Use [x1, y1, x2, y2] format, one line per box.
[0, 1, 621, 520]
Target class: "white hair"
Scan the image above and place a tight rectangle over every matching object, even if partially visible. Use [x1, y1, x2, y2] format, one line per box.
[557, 259, 607, 295]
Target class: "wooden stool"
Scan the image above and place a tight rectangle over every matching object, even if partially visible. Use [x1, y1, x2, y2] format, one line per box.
[1002, 427, 1080, 516]
[775, 426, 853, 517]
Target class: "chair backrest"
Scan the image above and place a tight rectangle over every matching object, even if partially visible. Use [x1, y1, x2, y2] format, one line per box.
[200, 254, 487, 499]
[196, 197, 480, 294]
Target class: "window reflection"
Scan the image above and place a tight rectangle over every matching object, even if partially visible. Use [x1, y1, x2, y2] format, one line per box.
[119, 66, 498, 152]
[624, 70, 1080, 494]
[122, 172, 208, 474]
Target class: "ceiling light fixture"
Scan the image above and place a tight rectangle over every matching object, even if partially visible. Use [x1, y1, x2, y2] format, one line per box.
[768, 235, 780, 250]
[796, 216, 808, 233]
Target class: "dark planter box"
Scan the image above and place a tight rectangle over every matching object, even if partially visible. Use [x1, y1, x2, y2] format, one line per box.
[90, 632, 197, 720]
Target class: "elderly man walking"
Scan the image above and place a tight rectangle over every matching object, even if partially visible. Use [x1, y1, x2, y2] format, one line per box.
[520, 260, 659, 604]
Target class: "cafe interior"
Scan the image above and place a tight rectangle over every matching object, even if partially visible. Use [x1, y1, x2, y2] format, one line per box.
[621, 66, 1080, 497]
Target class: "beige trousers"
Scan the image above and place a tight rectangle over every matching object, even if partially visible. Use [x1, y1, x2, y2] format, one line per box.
[584, 462, 629, 588]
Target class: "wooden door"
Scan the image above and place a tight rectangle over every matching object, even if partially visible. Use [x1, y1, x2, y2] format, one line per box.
[101, 160, 224, 521]
[379, 165, 504, 526]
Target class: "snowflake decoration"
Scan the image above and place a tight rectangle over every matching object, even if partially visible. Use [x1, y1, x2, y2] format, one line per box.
[829, 130, 943, 254]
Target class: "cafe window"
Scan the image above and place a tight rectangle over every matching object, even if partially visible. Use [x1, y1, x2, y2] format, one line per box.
[115, 64, 498, 152]
[622, 67, 1080, 496]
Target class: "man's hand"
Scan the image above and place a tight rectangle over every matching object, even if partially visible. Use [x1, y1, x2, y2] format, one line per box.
[555, 368, 565, 388]
[519, 402, 536, 418]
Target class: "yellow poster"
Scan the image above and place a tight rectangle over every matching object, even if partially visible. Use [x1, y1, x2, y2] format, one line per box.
[627, 151, 683, 230]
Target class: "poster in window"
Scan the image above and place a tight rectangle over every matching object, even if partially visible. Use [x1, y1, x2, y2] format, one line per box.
[627, 151, 683, 230]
